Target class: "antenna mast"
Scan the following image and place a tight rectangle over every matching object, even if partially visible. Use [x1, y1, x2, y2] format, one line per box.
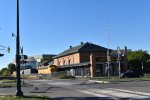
[106, 20, 110, 78]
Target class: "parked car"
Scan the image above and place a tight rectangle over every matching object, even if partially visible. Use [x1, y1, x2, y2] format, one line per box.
[121, 69, 144, 78]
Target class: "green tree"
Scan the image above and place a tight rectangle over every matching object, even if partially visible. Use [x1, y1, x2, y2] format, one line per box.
[41, 57, 53, 62]
[127, 50, 150, 69]
[0, 68, 7, 75]
[3, 69, 11, 76]
[7, 63, 16, 74]
[0, 68, 10, 77]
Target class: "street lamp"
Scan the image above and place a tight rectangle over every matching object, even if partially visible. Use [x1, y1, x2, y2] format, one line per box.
[16, 0, 23, 96]
[117, 46, 121, 78]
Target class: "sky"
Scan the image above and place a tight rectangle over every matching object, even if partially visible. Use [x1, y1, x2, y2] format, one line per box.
[0, 0, 150, 69]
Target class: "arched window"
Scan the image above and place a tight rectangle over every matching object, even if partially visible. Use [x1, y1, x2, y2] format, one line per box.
[58, 61, 61, 65]
[68, 59, 71, 65]
[63, 60, 66, 65]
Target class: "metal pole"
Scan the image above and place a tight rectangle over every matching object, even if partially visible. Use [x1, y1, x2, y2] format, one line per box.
[106, 20, 110, 78]
[142, 61, 143, 73]
[107, 50, 110, 78]
[117, 46, 121, 78]
[16, 0, 23, 96]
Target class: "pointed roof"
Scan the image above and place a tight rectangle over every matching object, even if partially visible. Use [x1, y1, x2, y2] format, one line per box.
[53, 42, 108, 58]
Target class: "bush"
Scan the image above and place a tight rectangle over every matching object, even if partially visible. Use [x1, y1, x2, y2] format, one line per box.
[59, 75, 76, 79]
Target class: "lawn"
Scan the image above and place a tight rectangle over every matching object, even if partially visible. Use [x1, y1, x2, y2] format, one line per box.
[0, 79, 16, 83]
[0, 79, 31, 88]
[0, 95, 49, 100]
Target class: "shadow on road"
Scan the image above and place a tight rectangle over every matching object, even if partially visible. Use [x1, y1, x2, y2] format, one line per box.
[29, 87, 52, 93]
[51, 97, 150, 100]
[51, 97, 114, 100]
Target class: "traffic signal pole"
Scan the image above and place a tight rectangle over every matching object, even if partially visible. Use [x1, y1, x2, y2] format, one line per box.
[16, 0, 23, 96]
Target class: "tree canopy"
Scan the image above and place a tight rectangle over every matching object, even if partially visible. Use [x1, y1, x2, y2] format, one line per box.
[127, 50, 150, 68]
[41, 57, 53, 62]
[8, 63, 16, 74]
[0, 63, 16, 77]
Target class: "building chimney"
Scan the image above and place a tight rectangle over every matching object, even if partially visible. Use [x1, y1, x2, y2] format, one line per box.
[124, 46, 127, 52]
[81, 42, 84, 45]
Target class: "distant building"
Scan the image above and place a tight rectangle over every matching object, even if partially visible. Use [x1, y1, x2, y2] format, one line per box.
[53, 42, 130, 77]
[12, 54, 56, 75]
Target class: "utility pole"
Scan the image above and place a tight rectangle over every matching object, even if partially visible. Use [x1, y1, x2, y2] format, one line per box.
[117, 46, 121, 78]
[106, 20, 110, 78]
[16, 0, 23, 96]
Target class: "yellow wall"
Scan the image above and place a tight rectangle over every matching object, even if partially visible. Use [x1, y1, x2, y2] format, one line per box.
[12, 71, 16, 77]
[38, 65, 58, 74]
[38, 68, 51, 74]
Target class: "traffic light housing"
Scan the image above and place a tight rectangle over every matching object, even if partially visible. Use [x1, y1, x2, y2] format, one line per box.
[0, 53, 4, 57]
[23, 55, 28, 60]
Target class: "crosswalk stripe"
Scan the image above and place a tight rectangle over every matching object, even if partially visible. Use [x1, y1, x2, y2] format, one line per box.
[78, 88, 150, 99]
[108, 88, 150, 96]
[77, 90, 115, 99]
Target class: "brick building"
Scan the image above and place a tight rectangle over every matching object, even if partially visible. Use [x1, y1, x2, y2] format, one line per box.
[53, 42, 128, 77]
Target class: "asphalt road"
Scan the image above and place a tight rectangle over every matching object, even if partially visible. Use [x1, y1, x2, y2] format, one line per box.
[0, 79, 150, 100]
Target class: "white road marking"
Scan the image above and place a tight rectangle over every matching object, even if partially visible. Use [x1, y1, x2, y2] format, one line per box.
[78, 88, 150, 99]
[77, 90, 115, 99]
[34, 80, 150, 99]
[108, 88, 150, 96]
[47, 82, 76, 86]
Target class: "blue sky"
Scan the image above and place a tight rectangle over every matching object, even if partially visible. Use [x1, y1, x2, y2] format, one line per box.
[0, 0, 150, 69]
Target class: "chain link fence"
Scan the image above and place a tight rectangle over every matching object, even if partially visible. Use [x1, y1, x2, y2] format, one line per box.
[36, 71, 70, 79]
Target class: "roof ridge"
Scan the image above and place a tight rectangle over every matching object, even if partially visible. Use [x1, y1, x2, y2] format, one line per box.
[53, 42, 108, 58]
[77, 42, 87, 52]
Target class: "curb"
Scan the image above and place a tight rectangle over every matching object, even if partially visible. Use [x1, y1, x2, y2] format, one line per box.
[89, 80, 109, 83]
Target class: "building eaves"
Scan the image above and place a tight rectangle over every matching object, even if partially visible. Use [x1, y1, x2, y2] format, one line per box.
[58, 62, 91, 70]
[53, 43, 85, 58]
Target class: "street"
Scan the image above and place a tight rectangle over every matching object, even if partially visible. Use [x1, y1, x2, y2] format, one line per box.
[0, 79, 150, 100]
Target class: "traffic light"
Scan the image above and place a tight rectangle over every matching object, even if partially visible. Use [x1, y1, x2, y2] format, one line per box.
[0, 53, 4, 57]
[23, 55, 28, 60]
[8, 47, 10, 53]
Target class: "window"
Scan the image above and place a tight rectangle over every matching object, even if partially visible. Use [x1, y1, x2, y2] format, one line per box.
[68, 59, 71, 65]
[58, 61, 61, 65]
[63, 60, 66, 65]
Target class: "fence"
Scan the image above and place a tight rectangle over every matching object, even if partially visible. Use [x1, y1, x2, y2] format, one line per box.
[36, 71, 69, 79]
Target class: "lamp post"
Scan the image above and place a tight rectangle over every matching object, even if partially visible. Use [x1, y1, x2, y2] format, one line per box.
[16, 0, 23, 96]
[117, 46, 121, 78]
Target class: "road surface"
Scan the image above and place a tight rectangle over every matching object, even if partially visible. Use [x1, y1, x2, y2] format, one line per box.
[0, 79, 150, 100]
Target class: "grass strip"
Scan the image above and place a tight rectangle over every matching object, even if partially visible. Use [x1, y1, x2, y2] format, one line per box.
[0, 95, 49, 100]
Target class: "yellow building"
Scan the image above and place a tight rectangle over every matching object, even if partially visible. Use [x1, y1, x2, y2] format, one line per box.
[38, 65, 57, 74]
